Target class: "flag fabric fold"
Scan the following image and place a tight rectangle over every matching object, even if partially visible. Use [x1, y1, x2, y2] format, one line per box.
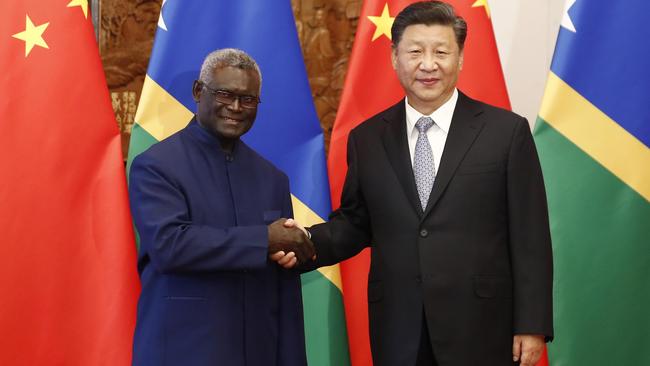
[0, 1, 140, 365]
[329, 1, 510, 365]
[128, 1, 350, 365]
[534, 1, 650, 365]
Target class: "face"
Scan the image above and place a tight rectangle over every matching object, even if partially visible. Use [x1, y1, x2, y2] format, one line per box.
[392, 24, 463, 115]
[192, 66, 260, 149]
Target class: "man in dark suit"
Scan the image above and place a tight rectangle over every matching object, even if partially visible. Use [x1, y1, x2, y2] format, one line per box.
[283, 2, 553, 365]
[129, 48, 314, 366]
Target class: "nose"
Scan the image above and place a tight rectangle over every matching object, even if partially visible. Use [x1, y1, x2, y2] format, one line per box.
[227, 97, 242, 111]
[419, 52, 438, 72]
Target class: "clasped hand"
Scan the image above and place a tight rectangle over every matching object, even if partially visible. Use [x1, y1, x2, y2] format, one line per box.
[268, 218, 315, 268]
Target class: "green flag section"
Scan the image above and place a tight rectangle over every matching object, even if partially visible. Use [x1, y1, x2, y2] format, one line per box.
[534, 1, 650, 365]
[535, 118, 650, 365]
[127, 2, 350, 365]
[301, 270, 351, 363]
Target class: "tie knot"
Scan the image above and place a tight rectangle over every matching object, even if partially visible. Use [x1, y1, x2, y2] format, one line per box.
[416, 117, 434, 133]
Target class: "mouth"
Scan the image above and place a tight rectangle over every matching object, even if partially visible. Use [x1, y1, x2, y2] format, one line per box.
[221, 116, 242, 124]
[417, 77, 439, 86]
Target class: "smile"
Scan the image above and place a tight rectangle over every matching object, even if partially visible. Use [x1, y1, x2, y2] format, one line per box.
[221, 116, 242, 123]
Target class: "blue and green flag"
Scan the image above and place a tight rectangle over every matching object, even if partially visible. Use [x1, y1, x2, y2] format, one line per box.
[127, 1, 350, 365]
[534, 1, 650, 365]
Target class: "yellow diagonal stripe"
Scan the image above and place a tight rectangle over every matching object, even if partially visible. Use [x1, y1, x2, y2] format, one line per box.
[135, 75, 193, 141]
[292, 195, 344, 292]
[539, 72, 650, 202]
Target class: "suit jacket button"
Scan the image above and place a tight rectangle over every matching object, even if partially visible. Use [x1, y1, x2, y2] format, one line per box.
[419, 229, 428, 237]
[416, 275, 422, 283]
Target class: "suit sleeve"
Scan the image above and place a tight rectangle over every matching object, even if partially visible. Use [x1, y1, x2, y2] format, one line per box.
[506, 118, 554, 340]
[308, 130, 371, 267]
[129, 154, 268, 274]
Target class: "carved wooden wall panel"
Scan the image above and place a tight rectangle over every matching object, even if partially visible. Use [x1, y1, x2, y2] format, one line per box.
[292, 0, 361, 152]
[95, 0, 361, 158]
[94, 0, 161, 159]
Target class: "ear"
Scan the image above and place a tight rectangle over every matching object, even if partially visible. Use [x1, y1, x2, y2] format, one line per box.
[391, 46, 398, 70]
[458, 49, 464, 71]
[192, 80, 202, 102]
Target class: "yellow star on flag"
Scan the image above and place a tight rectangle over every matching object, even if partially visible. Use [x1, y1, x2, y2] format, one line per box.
[67, 0, 89, 19]
[367, 3, 395, 41]
[472, 0, 491, 18]
[12, 15, 50, 57]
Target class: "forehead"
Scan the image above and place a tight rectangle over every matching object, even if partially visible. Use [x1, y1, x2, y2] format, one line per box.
[397, 24, 458, 48]
[210, 66, 260, 92]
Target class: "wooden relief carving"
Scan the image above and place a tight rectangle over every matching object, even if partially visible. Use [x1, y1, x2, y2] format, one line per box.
[293, 0, 361, 152]
[96, 0, 162, 159]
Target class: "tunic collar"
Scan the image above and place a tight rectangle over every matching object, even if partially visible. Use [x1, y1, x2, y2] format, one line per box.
[187, 117, 241, 155]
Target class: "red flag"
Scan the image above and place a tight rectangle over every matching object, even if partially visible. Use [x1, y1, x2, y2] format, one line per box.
[0, 1, 139, 364]
[329, 1, 512, 365]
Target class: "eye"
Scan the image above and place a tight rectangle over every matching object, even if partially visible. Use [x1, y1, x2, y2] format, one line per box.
[408, 49, 422, 55]
[435, 51, 451, 59]
[241, 96, 256, 104]
[215, 90, 234, 98]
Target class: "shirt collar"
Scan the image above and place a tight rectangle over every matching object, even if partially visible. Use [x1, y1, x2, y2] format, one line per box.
[405, 88, 458, 134]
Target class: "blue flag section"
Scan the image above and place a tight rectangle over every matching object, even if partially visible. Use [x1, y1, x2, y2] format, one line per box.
[129, 1, 351, 365]
[535, 0, 650, 365]
[550, 0, 650, 146]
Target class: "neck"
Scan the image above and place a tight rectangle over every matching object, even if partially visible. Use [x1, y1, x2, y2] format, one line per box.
[218, 137, 235, 153]
[408, 90, 454, 116]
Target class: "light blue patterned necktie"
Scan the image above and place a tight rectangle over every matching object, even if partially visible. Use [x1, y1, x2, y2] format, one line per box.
[414, 116, 436, 210]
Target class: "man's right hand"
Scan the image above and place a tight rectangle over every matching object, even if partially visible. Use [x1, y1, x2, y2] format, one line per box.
[268, 218, 315, 265]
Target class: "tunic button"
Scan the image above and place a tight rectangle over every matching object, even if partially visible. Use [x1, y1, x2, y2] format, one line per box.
[416, 275, 422, 283]
[419, 229, 428, 238]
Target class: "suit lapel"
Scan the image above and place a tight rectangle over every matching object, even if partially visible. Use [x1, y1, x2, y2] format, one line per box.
[422, 92, 485, 218]
[381, 100, 424, 216]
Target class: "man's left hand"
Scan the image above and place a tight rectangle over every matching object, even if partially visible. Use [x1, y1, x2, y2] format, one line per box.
[512, 334, 545, 366]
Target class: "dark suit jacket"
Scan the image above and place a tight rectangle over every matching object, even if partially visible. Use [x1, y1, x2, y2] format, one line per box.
[309, 93, 553, 366]
[129, 120, 307, 366]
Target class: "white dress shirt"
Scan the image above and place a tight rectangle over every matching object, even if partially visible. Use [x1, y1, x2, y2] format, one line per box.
[405, 89, 458, 170]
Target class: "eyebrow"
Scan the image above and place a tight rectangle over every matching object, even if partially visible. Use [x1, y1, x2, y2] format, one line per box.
[403, 38, 451, 47]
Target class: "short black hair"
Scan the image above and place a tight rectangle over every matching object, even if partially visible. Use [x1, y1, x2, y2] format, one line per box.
[391, 1, 467, 50]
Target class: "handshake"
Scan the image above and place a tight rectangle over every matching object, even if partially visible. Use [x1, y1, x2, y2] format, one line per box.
[267, 218, 315, 268]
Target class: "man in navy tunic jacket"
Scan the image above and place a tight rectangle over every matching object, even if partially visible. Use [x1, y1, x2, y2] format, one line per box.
[128, 48, 314, 366]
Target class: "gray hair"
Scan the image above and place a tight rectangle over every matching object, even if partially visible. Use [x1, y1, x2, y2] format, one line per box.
[198, 48, 262, 91]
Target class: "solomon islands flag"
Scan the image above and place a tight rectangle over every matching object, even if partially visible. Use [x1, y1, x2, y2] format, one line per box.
[534, 0, 650, 365]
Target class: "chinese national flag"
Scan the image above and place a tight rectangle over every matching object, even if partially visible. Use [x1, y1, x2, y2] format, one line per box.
[329, 1, 528, 366]
[0, 1, 139, 365]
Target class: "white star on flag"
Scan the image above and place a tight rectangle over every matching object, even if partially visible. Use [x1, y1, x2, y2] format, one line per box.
[561, 0, 577, 32]
[158, 0, 168, 31]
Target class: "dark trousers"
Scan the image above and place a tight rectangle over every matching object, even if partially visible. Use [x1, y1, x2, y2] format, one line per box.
[416, 312, 438, 366]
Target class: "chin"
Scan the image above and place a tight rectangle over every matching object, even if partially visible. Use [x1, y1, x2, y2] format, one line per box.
[413, 94, 441, 104]
[220, 131, 243, 140]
